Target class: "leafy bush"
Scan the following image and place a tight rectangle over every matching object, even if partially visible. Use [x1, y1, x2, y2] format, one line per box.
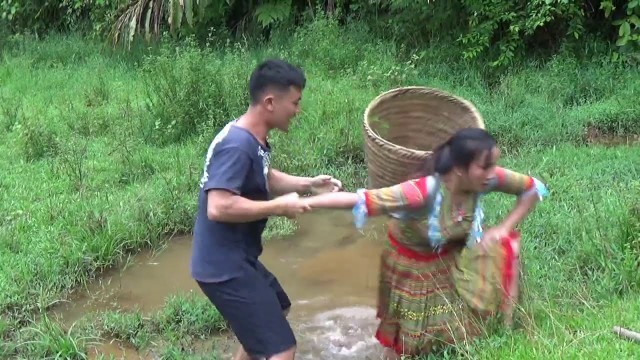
[140, 39, 248, 145]
[0, 0, 124, 37]
[350, 0, 639, 65]
[17, 117, 59, 162]
[3, 0, 639, 66]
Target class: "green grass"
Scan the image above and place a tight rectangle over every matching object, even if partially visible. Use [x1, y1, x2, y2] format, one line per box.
[7, 292, 225, 359]
[1, 16, 639, 359]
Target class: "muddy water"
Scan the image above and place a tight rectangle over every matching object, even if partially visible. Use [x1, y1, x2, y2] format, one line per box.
[53, 210, 390, 359]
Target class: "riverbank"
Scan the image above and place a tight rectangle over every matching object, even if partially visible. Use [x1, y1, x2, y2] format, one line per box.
[1, 17, 639, 359]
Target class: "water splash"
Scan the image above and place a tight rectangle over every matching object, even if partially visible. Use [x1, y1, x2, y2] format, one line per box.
[51, 211, 389, 359]
[295, 306, 382, 360]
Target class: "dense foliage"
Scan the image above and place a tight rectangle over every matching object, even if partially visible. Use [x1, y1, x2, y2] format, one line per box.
[2, 1, 640, 65]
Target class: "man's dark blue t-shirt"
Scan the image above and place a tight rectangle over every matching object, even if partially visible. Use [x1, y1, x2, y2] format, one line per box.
[190, 120, 272, 283]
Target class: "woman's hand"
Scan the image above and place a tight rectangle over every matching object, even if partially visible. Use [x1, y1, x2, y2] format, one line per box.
[309, 175, 343, 195]
[481, 224, 511, 248]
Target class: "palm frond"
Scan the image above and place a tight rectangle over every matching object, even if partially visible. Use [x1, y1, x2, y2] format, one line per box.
[110, 0, 205, 48]
[110, 0, 165, 48]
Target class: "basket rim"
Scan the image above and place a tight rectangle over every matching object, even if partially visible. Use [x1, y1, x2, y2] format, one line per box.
[363, 86, 485, 155]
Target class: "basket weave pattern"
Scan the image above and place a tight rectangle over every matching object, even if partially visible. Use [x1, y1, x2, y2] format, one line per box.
[363, 87, 485, 188]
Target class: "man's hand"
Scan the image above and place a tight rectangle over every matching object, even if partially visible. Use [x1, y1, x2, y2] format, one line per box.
[273, 192, 312, 219]
[309, 175, 343, 195]
[267, 169, 343, 196]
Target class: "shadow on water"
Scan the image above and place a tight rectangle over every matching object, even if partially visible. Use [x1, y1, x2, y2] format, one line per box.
[51, 209, 391, 359]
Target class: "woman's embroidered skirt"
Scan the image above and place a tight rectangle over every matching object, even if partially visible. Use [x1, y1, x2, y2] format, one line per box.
[375, 232, 520, 356]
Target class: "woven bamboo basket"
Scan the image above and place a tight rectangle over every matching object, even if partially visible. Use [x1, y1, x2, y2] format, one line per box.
[363, 86, 485, 188]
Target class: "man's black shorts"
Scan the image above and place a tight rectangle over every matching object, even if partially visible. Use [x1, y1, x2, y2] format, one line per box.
[196, 260, 295, 359]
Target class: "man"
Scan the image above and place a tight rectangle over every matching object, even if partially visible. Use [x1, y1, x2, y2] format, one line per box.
[190, 59, 342, 360]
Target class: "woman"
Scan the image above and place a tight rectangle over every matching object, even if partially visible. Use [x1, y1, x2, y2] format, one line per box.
[303, 128, 548, 358]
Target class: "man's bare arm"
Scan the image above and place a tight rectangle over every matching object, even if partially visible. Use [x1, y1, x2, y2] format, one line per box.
[206, 189, 307, 222]
[267, 169, 312, 196]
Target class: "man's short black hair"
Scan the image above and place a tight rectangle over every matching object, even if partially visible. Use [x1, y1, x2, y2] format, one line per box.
[248, 59, 306, 104]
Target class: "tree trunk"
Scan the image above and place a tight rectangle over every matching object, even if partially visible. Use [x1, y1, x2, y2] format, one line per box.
[326, 0, 335, 14]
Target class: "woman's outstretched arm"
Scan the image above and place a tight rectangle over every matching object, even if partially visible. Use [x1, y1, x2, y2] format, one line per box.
[304, 176, 435, 230]
[304, 176, 434, 215]
[304, 191, 359, 209]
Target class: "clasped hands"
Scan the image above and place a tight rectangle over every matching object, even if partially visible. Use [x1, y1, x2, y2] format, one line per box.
[275, 175, 342, 219]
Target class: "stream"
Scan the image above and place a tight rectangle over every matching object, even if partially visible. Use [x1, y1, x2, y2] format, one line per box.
[52, 210, 390, 359]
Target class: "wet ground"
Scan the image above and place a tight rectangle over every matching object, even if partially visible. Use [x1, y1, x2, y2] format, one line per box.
[52, 210, 390, 359]
[582, 126, 640, 146]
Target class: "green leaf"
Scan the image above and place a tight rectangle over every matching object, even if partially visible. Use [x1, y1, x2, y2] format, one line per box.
[630, 15, 640, 28]
[198, 0, 210, 21]
[184, 0, 194, 27]
[620, 21, 631, 37]
[616, 36, 629, 46]
[254, 0, 292, 28]
[145, 0, 153, 41]
[128, 14, 137, 48]
[168, 0, 175, 28]
[600, 1, 615, 18]
[169, 0, 183, 34]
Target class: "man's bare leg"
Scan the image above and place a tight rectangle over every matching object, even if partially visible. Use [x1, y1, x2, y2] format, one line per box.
[267, 345, 296, 360]
[232, 308, 291, 360]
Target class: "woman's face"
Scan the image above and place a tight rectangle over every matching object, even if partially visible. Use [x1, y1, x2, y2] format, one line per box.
[459, 146, 500, 192]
